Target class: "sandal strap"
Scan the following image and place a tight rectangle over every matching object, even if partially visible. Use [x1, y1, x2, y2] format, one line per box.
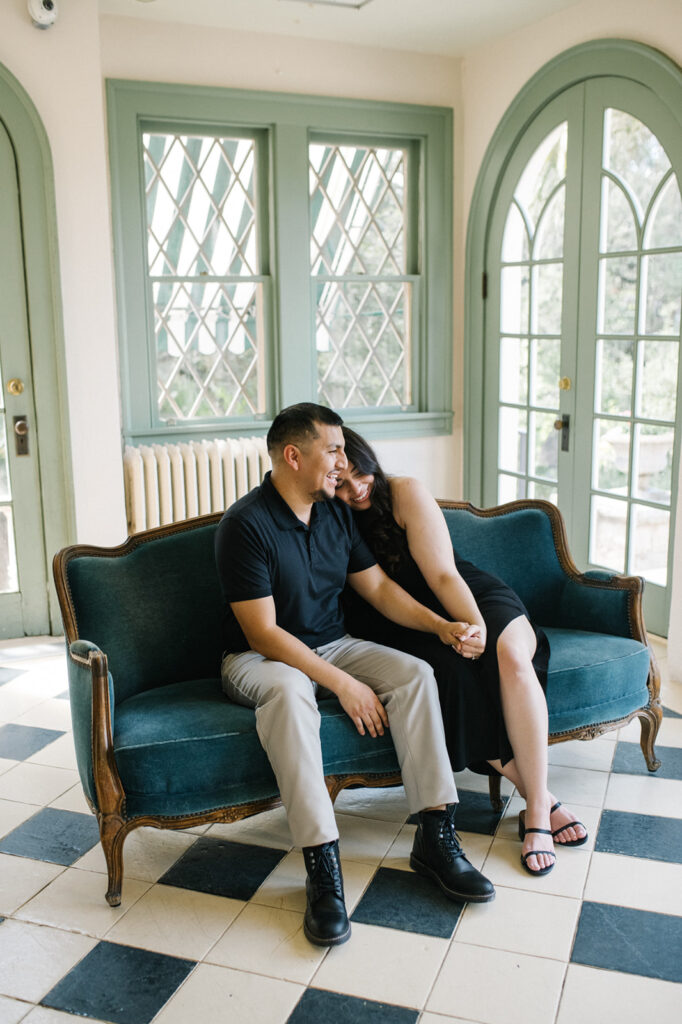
[521, 850, 556, 864]
[550, 801, 562, 814]
[523, 827, 552, 836]
[552, 820, 584, 837]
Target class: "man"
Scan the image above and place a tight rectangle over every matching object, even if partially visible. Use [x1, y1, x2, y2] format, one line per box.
[215, 403, 494, 947]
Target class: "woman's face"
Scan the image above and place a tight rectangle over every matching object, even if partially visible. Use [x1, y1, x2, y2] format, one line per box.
[335, 462, 375, 510]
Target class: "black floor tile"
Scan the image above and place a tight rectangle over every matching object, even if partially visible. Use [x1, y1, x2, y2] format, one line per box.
[595, 809, 682, 864]
[0, 807, 100, 865]
[42, 941, 195, 1024]
[663, 706, 682, 718]
[159, 836, 285, 900]
[55, 690, 70, 700]
[407, 788, 508, 835]
[0, 667, 25, 686]
[288, 989, 418, 1023]
[0, 723, 65, 760]
[351, 866, 464, 937]
[571, 902, 682, 982]
[612, 741, 682, 780]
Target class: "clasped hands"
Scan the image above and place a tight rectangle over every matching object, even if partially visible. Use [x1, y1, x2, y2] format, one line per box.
[437, 620, 486, 660]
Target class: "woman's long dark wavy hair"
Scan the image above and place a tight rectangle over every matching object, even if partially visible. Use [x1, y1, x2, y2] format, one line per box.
[341, 427, 409, 576]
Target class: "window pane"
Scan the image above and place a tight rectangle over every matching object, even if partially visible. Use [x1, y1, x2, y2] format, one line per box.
[530, 338, 560, 408]
[593, 419, 630, 494]
[629, 503, 669, 585]
[597, 256, 637, 334]
[498, 406, 527, 474]
[603, 110, 671, 217]
[500, 266, 529, 334]
[533, 185, 565, 261]
[0, 413, 10, 502]
[594, 338, 634, 416]
[514, 123, 567, 234]
[144, 133, 257, 278]
[589, 494, 626, 572]
[502, 202, 529, 263]
[636, 340, 679, 421]
[530, 411, 559, 481]
[0, 506, 18, 594]
[599, 176, 638, 253]
[530, 480, 557, 503]
[499, 337, 528, 405]
[633, 424, 674, 504]
[645, 173, 682, 250]
[154, 281, 265, 420]
[531, 262, 563, 335]
[641, 252, 682, 336]
[316, 280, 409, 408]
[498, 473, 526, 503]
[310, 144, 405, 276]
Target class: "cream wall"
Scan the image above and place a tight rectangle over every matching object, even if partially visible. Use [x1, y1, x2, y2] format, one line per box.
[0, 0, 126, 545]
[460, 0, 682, 664]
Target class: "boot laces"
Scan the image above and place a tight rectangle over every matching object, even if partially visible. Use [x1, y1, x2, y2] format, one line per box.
[438, 810, 464, 859]
[310, 845, 343, 896]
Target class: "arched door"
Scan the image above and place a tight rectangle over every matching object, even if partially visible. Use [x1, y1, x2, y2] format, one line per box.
[480, 74, 682, 636]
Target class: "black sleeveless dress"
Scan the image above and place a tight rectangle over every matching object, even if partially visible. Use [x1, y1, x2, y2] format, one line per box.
[344, 537, 550, 774]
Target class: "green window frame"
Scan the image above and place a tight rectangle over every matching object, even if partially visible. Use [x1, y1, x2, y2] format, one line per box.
[107, 80, 453, 443]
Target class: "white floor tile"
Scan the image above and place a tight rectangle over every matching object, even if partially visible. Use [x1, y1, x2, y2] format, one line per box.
[453, 769, 514, 798]
[105, 883, 242, 960]
[0, 764, 78, 806]
[557, 964, 682, 1024]
[26, 735, 77, 772]
[250, 850, 374, 914]
[546, 764, 610, 807]
[584, 851, 682, 916]
[206, 804, 293, 850]
[153, 963, 304, 1024]
[0, 758, 18, 777]
[334, 812, 403, 863]
[206, 903, 326, 984]
[420, 1016, 480, 1024]
[454, 884, 581, 961]
[0, 692, 46, 725]
[548, 737, 615, 771]
[14, 702, 72, 733]
[0, 996, 33, 1024]
[0, 920, 95, 1002]
[495, 796, 601, 852]
[73, 825, 197, 882]
[0, 798, 40, 839]
[482, 837, 591, 899]
[427, 942, 566, 1024]
[47, 784, 91, 816]
[334, 784, 411, 822]
[22, 1008, 104, 1024]
[619, 716, 682, 748]
[0, 854, 63, 916]
[381, 822, 417, 870]
[605, 773, 682, 818]
[14, 867, 151, 938]
[312, 921, 448, 1009]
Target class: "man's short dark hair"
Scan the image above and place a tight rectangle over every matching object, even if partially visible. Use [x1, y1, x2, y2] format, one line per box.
[266, 403, 343, 453]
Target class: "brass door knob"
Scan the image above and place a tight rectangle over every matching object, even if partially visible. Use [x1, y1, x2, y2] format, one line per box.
[559, 377, 572, 391]
[7, 378, 24, 396]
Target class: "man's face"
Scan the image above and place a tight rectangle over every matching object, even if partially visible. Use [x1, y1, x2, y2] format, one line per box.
[297, 424, 348, 501]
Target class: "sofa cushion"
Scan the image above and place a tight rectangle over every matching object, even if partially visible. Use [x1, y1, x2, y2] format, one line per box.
[114, 680, 400, 818]
[545, 628, 651, 735]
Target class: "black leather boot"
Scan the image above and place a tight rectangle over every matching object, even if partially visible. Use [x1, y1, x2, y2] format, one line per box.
[302, 839, 351, 946]
[410, 805, 495, 903]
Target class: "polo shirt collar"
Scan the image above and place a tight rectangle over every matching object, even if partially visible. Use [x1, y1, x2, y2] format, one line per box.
[261, 471, 315, 531]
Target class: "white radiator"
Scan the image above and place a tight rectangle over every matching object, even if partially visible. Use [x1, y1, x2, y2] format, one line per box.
[123, 438, 271, 534]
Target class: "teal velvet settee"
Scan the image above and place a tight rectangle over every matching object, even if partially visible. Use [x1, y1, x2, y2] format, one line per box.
[53, 499, 661, 906]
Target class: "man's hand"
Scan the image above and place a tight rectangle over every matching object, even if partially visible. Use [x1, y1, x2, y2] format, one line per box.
[335, 676, 389, 737]
[438, 621, 487, 659]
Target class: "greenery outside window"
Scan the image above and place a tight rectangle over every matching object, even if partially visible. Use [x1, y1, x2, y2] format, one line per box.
[107, 81, 453, 443]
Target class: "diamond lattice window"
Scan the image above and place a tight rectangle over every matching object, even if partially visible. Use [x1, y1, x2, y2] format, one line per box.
[143, 132, 265, 421]
[310, 142, 412, 409]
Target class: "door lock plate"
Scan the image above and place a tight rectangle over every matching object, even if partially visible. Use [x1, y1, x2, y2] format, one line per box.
[13, 416, 29, 456]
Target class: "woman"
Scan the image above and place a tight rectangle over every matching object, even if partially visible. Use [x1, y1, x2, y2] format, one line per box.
[337, 427, 587, 876]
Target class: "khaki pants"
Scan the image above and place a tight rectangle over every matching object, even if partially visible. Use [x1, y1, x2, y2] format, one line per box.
[221, 634, 457, 848]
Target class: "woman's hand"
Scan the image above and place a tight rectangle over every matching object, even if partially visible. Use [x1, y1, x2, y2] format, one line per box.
[438, 621, 487, 659]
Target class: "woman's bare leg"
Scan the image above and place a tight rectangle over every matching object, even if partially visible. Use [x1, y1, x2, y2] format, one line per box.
[488, 756, 586, 844]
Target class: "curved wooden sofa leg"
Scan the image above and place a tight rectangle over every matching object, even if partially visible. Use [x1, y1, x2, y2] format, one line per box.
[488, 772, 503, 813]
[638, 705, 663, 773]
[99, 814, 127, 907]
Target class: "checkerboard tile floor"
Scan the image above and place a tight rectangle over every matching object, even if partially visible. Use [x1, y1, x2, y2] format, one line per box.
[0, 635, 680, 1024]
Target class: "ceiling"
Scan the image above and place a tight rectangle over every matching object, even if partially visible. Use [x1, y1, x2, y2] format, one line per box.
[98, 0, 583, 58]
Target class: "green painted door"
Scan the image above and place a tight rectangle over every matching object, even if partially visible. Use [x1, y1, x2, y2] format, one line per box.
[0, 118, 50, 637]
[483, 79, 682, 636]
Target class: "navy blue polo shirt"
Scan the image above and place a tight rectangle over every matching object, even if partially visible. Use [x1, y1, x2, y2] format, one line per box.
[215, 472, 377, 653]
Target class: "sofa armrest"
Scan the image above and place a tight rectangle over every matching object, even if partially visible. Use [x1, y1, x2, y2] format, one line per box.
[557, 572, 646, 642]
[67, 640, 125, 819]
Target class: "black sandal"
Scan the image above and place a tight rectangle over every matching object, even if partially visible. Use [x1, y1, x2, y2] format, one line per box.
[550, 801, 588, 847]
[518, 814, 556, 876]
